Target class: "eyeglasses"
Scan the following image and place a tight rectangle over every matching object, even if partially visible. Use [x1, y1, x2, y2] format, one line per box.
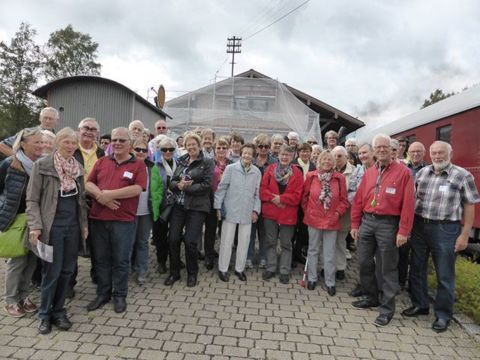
[216, 146, 227, 150]
[257, 144, 270, 149]
[307, 141, 318, 145]
[134, 147, 148, 153]
[161, 148, 175, 153]
[80, 126, 98, 132]
[111, 138, 128, 143]
[156, 126, 166, 130]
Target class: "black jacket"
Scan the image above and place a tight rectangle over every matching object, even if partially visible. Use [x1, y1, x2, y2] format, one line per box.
[73, 146, 105, 167]
[170, 151, 214, 213]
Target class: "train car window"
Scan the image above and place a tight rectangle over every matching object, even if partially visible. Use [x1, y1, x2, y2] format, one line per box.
[436, 125, 451, 143]
[406, 135, 416, 144]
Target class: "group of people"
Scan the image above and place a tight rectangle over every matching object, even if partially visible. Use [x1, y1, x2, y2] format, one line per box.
[0, 108, 478, 336]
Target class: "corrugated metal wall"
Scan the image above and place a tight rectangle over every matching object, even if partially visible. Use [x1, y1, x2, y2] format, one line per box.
[47, 80, 160, 135]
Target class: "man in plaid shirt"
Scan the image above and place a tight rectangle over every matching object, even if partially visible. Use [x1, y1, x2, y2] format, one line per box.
[402, 141, 480, 333]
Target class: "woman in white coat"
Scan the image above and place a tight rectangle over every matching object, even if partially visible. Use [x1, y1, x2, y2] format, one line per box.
[214, 144, 261, 282]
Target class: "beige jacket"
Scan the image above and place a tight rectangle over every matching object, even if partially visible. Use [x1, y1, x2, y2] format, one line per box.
[26, 153, 88, 254]
[339, 162, 355, 232]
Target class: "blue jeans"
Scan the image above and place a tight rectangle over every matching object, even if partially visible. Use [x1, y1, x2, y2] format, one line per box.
[247, 214, 267, 262]
[131, 215, 153, 275]
[91, 220, 135, 298]
[38, 225, 80, 320]
[409, 217, 460, 320]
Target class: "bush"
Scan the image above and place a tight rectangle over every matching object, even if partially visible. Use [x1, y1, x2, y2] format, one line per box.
[428, 256, 480, 324]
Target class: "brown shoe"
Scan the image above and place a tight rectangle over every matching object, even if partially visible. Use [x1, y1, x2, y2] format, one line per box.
[22, 298, 38, 313]
[4, 303, 26, 318]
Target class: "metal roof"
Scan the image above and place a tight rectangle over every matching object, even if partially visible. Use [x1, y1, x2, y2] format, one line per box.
[33, 75, 171, 119]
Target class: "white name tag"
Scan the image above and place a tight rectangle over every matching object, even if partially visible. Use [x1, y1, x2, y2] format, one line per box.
[123, 171, 133, 179]
[439, 185, 449, 192]
[385, 187, 396, 195]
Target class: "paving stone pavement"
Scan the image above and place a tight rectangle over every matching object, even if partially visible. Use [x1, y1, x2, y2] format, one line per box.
[1, 246, 479, 360]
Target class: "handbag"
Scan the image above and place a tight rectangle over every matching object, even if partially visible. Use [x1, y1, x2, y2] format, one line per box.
[0, 213, 28, 258]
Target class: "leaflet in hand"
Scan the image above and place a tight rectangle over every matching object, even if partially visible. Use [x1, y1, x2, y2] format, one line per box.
[36, 241, 53, 263]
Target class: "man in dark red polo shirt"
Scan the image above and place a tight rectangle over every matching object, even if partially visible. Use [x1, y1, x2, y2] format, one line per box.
[350, 133, 414, 327]
[85, 127, 147, 313]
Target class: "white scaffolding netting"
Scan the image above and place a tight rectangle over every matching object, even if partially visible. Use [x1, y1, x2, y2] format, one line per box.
[164, 77, 321, 143]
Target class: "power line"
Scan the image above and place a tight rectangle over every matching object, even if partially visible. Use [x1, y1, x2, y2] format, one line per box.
[243, 0, 310, 41]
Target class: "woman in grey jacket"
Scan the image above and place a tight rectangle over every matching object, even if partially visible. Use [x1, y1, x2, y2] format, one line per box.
[214, 144, 261, 282]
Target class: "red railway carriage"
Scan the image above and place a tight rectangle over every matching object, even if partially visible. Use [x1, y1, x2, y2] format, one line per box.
[352, 86, 480, 240]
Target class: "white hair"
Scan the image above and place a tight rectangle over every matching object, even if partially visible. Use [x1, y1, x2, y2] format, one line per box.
[128, 120, 144, 130]
[345, 138, 357, 145]
[390, 139, 399, 149]
[372, 133, 391, 147]
[430, 140, 452, 157]
[287, 131, 299, 140]
[40, 107, 59, 119]
[312, 144, 322, 152]
[78, 117, 99, 130]
[332, 145, 348, 156]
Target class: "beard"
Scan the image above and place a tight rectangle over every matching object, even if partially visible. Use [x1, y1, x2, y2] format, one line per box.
[432, 160, 450, 171]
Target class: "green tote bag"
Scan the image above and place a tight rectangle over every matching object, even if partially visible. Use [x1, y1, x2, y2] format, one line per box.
[0, 213, 28, 258]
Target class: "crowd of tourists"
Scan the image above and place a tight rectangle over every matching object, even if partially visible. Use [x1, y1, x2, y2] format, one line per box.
[0, 107, 478, 335]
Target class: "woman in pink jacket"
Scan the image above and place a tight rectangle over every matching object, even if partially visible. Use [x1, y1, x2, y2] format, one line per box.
[302, 150, 348, 295]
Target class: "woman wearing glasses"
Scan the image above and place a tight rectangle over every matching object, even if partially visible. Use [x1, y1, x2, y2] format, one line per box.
[130, 140, 163, 285]
[26, 127, 88, 334]
[1, 127, 44, 318]
[152, 137, 178, 274]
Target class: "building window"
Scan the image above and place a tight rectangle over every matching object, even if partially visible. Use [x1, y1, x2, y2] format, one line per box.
[406, 134, 416, 144]
[436, 125, 451, 143]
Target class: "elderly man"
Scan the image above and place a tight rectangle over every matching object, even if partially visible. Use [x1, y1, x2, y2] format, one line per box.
[0, 107, 59, 158]
[345, 138, 358, 155]
[407, 142, 427, 177]
[128, 120, 144, 141]
[402, 141, 479, 332]
[270, 134, 284, 159]
[324, 130, 339, 150]
[351, 133, 414, 327]
[154, 119, 168, 135]
[85, 127, 147, 313]
[287, 132, 300, 158]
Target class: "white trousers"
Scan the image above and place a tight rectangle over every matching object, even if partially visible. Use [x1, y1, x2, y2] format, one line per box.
[218, 221, 252, 272]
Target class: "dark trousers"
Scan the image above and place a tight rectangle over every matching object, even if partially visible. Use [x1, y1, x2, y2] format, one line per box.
[409, 218, 460, 320]
[38, 225, 80, 320]
[293, 208, 309, 257]
[357, 214, 400, 316]
[153, 219, 169, 265]
[398, 242, 411, 287]
[69, 222, 96, 289]
[168, 204, 206, 277]
[91, 220, 135, 298]
[204, 208, 218, 261]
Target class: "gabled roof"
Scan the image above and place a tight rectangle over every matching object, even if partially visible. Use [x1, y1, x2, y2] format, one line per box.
[235, 69, 364, 133]
[33, 75, 171, 119]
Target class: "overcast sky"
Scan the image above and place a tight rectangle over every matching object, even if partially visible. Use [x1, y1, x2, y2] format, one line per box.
[2, 0, 480, 125]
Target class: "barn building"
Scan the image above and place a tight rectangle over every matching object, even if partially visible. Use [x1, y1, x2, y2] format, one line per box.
[33, 76, 170, 134]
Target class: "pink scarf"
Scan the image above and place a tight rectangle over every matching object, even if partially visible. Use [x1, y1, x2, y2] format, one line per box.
[54, 151, 80, 192]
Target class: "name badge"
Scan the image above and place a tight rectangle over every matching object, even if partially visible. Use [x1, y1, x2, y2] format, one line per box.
[385, 187, 396, 195]
[123, 171, 133, 179]
[439, 185, 449, 192]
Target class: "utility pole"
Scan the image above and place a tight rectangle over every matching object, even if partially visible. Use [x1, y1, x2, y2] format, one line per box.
[226, 36, 242, 77]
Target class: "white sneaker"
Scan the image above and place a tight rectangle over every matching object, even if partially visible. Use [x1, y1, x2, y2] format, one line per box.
[346, 249, 352, 260]
[245, 259, 253, 269]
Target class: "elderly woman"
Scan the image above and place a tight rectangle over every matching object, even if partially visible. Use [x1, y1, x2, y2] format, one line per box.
[261, 145, 304, 284]
[311, 144, 322, 164]
[131, 140, 163, 285]
[41, 130, 56, 155]
[246, 134, 276, 269]
[152, 136, 177, 274]
[27, 127, 88, 334]
[1, 127, 44, 318]
[270, 134, 284, 159]
[302, 150, 348, 295]
[324, 130, 339, 150]
[215, 143, 261, 282]
[165, 132, 214, 287]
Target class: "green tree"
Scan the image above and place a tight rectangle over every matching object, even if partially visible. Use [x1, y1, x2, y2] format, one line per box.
[0, 22, 42, 138]
[421, 88, 455, 109]
[43, 24, 101, 81]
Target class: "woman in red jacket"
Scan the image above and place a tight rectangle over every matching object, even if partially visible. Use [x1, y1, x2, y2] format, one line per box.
[261, 145, 304, 284]
[302, 150, 348, 295]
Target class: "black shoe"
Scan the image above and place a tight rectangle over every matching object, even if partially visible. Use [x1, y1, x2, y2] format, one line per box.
[432, 318, 450, 333]
[307, 281, 316, 290]
[38, 319, 52, 334]
[262, 271, 275, 281]
[279, 274, 289, 284]
[157, 262, 167, 274]
[374, 314, 393, 327]
[52, 316, 72, 330]
[402, 306, 429, 317]
[320, 269, 324, 278]
[187, 274, 197, 287]
[198, 251, 205, 261]
[349, 283, 364, 297]
[336, 270, 345, 281]
[65, 287, 75, 299]
[205, 259, 214, 270]
[86, 296, 110, 311]
[113, 297, 127, 313]
[218, 271, 229, 282]
[164, 274, 180, 286]
[213, 250, 219, 259]
[352, 298, 380, 309]
[234, 271, 247, 281]
[327, 286, 336, 296]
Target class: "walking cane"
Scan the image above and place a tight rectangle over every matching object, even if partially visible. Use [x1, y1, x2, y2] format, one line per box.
[299, 258, 308, 288]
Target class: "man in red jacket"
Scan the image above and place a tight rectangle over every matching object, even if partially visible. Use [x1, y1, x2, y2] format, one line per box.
[350, 133, 414, 327]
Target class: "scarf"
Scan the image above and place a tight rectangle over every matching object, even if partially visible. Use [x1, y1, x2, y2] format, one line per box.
[240, 159, 251, 173]
[16, 150, 34, 176]
[275, 164, 293, 185]
[162, 156, 176, 178]
[318, 170, 333, 210]
[53, 150, 80, 192]
[297, 158, 310, 180]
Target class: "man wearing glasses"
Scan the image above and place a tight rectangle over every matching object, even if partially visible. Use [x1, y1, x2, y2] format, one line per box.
[85, 127, 147, 314]
[154, 119, 168, 135]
